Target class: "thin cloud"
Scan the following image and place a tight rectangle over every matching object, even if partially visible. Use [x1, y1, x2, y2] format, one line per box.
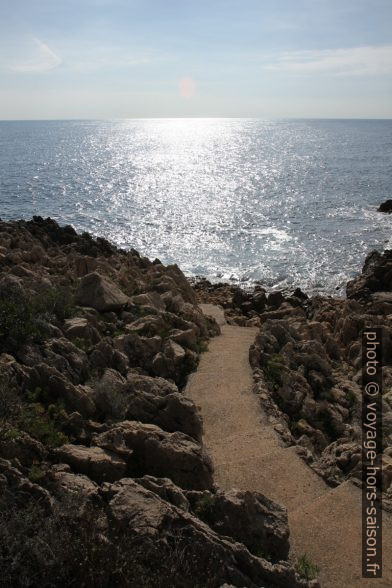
[9, 38, 62, 73]
[70, 54, 151, 73]
[264, 45, 392, 76]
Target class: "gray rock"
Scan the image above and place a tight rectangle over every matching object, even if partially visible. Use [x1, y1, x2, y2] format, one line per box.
[93, 420, 213, 490]
[75, 272, 129, 312]
[54, 443, 127, 483]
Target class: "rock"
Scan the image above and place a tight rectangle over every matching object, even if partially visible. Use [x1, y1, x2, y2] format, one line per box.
[32, 363, 96, 416]
[93, 421, 213, 490]
[94, 371, 203, 441]
[51, 469, 100, 499]
[187, 488, 290, 561]
[114, 333, 162, 367]
[267, 291, 285, 310]
[0, 431, 47, 466]
[53, 444, 127, 483]
[42, 338, 89, 384]
[169, 328, 198, 350]
[315, 440, 361, 484]
[89, 338, 129, 375]
[378, 199, 392, 213]
[63, 317, 101, 345]
[130, 291, 166, 311]
[0, 458, 52, 507]
[75, 272, 129, 312]
[134, 475, 190, 511]
[383, 455, 392, 491]
[100, 478, 310, 588]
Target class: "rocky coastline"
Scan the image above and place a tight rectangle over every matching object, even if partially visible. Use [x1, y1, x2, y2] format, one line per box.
[194, 249, 392, 508]
[0, 216, 390, 587]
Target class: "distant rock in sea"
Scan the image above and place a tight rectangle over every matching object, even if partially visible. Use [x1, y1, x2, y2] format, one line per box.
[378, 199, 392, 213]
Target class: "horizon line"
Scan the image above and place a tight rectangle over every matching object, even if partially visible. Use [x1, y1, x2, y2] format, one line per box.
[1, 116, 392, 122]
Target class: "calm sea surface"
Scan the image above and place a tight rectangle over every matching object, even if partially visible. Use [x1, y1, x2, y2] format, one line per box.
[0, 118, 391, 294]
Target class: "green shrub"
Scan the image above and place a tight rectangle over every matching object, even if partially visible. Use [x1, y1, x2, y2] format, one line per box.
[0, 492, 224, 588]
[28, 464, 46, 483]
[263, 354, 285, 390]
[194, 494, 217, 525]
[195, 340, 209, 353]
[0, 283, 75, 351]
[19, 403, 68, 448]
[296, 553, 319, 580]
[289, 419, 300, 435]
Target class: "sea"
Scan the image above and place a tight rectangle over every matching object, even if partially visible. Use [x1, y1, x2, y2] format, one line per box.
[0, 118, 391, 295]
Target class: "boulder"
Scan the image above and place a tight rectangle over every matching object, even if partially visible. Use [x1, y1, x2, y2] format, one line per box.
[95, 371, 203, 440]
[267, 291, 285, 310]
[187, 488, 290, 561]
[51, 468, 100, 499]
[75, 272, 129, 312]
[0, 431, 47, 466]
[129, 291, 165, 311]
[100, 478, 312, 588]
[134, 475, 190, 511]
[63, 317, 101, 345]
[93, 421, 213, 490]
[378, 199, 392, 213]
[53, 444, 127, 483]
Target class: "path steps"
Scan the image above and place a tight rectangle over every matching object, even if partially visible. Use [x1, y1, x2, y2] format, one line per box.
[186, 304, 392, 588]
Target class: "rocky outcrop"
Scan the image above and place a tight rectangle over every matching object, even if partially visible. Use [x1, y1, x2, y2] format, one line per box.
[75, 272, 130, 312]
[244, 249, 392, 504]
[100, 478, 312, 588]
[0, 217, 319, 586]
[186, 488, 290, 561]
[378, 199, 392, 213]
[53, 444, 128, 483]
[94, 369, 203, 440]
[92, 420, 213, 490]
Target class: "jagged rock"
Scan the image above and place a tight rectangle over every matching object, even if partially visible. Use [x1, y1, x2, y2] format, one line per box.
[89, 338, 129, 374]
[53, 444, 127, 483]
[93, 421, 213, 490]
[383, 455, 392, 491]
[42, 338, 89, 384]
[114, 333, 162, 367]
[378, 199, 392, 213]
[75, 272, 129, 312]
[0, 431, 47, 466]
[130, 291, 166, 311]
[51, 469, 100, 498]
[94, 370, 202, 440]
[32, 363, 96, 416]
[187, 488, 290, 561]
[0, 458, 52, 507]
[63, 317, 101, 345]
[100, 478, 312, 588]
[267, 291, 285, 310]
[134, 475, 190, 511]
[169, 328, 198, 350]
[315, 440, 361, 484]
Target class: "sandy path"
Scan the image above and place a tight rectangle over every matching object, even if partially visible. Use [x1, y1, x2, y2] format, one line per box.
[186, 304, 392, 588]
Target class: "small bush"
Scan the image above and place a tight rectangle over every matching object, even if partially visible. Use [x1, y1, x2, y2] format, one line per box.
[194, 494, 217, 525]
[263, 354, 285, 390]
[0, 283, 75, 351]
[19, 403, 68, 448]
[195, 340, 209, 353]
[0, 492, 224, 587]
[28, 464, 46, 483]
[296, 553, 320, 580]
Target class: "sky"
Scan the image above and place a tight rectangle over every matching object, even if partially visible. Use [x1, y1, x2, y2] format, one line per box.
[0, 0, 392, 119]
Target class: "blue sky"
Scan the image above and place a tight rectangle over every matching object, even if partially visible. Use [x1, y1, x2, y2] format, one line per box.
[1, 0, 392, 118]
